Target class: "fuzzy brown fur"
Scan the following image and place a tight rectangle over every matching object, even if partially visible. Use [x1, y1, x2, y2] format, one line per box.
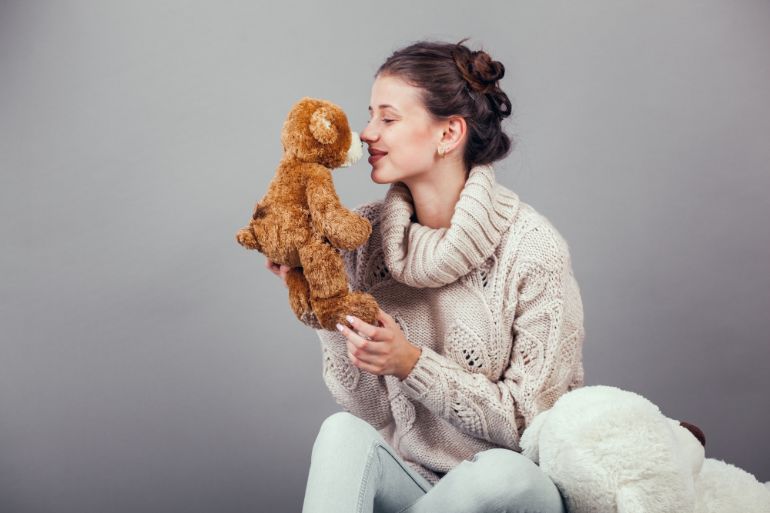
[236, 97, 379, 330]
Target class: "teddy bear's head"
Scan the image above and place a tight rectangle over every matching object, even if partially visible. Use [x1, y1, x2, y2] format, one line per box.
[280, 97, 363, 169]
[520, 385, 706, 513]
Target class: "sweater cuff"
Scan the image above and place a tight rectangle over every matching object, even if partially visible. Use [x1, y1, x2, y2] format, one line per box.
[399, 345, 444, 399]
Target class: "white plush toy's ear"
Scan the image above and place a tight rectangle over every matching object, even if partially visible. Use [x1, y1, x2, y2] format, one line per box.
[519, 410, 550, 464]
[668, 418, 705, 478]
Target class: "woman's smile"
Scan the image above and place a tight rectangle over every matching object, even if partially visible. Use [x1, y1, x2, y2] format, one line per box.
[368, 148, 388, 165]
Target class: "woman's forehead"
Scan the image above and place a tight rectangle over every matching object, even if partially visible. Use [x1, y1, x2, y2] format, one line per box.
[369, 75, 422, 113]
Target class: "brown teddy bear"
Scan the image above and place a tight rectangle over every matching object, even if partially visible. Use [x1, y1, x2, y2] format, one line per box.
[236, 97, 379, 331]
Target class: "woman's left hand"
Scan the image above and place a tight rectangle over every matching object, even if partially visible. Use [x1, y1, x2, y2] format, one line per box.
[336, 308, 422, 381]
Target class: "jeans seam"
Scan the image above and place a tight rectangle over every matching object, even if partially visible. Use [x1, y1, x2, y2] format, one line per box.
[356, 442, 379, 513]
[374, 441, 432, 493]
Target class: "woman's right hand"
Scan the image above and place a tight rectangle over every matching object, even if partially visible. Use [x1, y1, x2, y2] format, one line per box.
[265, 257, 291, 288]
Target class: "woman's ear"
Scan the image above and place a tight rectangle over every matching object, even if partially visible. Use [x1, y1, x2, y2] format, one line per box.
[441, 115, 467, 151]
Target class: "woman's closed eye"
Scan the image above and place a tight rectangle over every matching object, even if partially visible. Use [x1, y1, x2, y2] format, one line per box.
[367, 117, 395, 125]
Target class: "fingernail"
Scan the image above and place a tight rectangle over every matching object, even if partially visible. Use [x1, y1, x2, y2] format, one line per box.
[345, 315, 355, 325]
[336, 323, 345, 332]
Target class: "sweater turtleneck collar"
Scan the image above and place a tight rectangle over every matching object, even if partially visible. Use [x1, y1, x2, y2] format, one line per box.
[379, 164, 520, 288]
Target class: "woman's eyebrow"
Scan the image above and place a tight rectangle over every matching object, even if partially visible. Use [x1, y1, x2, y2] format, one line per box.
[368, 104, 399, 112]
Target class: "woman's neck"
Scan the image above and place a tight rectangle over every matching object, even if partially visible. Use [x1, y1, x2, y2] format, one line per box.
[401, 163, 469, 229]
[379, 163, 522, 288]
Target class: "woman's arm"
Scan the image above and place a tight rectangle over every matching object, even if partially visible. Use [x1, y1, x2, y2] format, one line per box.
[318, 330, 394, 430]
[312, 202, 395, 430]
[397, 222, 585, 449]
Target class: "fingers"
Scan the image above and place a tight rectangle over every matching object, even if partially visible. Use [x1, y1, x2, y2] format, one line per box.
[345, 315, 391, 343]
[346, 345, 379, 373]
[265, 257, 280, 275]
[337, 321, 387, 355]
[347, 340, 378, 365]
[265, 258, 291, 288]
[265, 258, 289, 275]
[375, 308, 393, 328]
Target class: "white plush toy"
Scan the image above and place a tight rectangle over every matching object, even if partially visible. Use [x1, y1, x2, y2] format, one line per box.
[519, 385, 770, 513]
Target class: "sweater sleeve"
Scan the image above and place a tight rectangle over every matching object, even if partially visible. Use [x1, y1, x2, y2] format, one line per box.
[314, 202, 395, 430]
[397, 222, 585, 450]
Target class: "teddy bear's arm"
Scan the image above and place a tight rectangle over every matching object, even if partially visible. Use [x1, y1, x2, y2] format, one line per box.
[304, 165, 371, 250]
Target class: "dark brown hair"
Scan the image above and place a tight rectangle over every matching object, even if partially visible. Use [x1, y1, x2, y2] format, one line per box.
[376, 38, 514, 170]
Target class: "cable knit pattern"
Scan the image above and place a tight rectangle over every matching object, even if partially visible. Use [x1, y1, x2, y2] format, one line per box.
[308, 164, 585, 485]
[380, 166, 520, 288]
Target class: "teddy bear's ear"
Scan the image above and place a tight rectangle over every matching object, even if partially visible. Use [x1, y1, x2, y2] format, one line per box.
[309, 107, 338, 145]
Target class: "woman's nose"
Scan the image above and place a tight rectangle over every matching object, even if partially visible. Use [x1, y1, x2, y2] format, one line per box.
[360, 124, 375, 143]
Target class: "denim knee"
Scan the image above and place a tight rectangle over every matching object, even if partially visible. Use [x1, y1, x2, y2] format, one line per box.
[462, 448, 564, 510]
[312, 412, 380, 456]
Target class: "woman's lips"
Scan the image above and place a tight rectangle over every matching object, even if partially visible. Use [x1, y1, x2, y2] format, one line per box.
[368, 153, 387, 165]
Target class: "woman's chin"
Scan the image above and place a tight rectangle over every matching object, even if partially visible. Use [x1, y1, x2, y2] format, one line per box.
[370, 167, 393, 184]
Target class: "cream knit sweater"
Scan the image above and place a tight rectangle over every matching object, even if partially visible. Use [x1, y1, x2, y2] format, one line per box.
[303, 164, 585, 485]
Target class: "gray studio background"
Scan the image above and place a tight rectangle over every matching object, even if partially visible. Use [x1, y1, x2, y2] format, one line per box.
[1, 1, 769, 512]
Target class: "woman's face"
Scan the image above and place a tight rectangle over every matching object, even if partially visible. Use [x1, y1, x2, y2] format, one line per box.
[360, 74, 444, 184]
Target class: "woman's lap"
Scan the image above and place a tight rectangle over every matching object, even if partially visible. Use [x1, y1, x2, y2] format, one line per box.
[397, 447, 566, 513]
[302, 411, 432, 513]
[302, 412, 565, 513]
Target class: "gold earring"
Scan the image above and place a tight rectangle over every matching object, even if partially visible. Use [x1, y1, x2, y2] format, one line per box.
[437, 145, 447, 157]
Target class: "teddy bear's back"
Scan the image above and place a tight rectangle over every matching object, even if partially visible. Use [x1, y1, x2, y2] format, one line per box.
[249, 162, 319, 266]
[259, 160, 317, 209]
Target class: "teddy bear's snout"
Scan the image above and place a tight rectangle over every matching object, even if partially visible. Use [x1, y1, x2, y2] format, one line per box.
[341, 131, 364, 167]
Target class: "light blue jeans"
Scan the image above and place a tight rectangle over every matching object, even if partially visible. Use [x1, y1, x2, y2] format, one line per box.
[302, 412, 566, 513]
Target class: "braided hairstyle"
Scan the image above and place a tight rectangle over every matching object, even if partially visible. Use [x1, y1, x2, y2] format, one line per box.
[375, 38, 514, 171]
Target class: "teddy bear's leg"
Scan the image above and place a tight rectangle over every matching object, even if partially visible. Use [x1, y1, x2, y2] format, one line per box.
[344, 291, 379, 327]
[312, 290, 379, 331]
[285, 268, 313, 320]
[298, 237, 347, 297]
[297, 237, 351, 330]
[297, 238, 380, 330]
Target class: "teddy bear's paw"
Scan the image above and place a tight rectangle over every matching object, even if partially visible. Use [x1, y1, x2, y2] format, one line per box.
[236, 228, 261, 251]
[311, 296, 350, 331]
[326, 214, 372, 250]
[311, 292, 378, 331]
[346, 291, 379, 327]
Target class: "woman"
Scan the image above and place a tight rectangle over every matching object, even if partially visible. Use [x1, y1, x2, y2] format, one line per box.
[268, 39, 585, 513]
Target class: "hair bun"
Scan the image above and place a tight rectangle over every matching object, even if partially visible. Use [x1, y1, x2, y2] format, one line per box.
[451, 43, 505, 94]
[451, 40, 511, 120]
[470, 51, 505, 87]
